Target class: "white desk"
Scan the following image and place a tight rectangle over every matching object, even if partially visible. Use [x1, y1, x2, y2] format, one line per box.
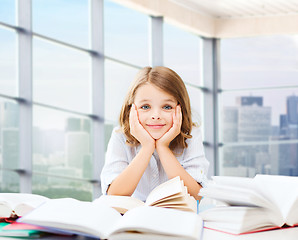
[203, 226, 298, 240]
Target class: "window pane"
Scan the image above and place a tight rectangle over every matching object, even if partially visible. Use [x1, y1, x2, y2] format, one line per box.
[0, 99, 19, 171]
[0, 170, 20, 193]
[164, 23, 201, 86]
[0, 0, 15, 25]
[186, 85, 203, 127]
[33, 106, 93, 180]
[104, 0, 149, 66]
[104, 60, 139, 122]
[32, 0, 89, 48]
[0, 27, 17, 96]
[219, 89, 298, 143]
[33, 38, 91, 113]
[219, 142, 298, 177]
[104, 122, 117, 152]
[32, 175, 92, 201]
[221, 35, 298, 89]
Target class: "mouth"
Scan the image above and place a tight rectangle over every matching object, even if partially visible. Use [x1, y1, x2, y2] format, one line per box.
[146, 124, 165, 129]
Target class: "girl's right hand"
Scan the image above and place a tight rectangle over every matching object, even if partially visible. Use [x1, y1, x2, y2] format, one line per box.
[129, 104, 155, 152]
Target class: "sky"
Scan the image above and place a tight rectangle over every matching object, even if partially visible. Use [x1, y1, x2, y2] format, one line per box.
[0, 0, 298, 130]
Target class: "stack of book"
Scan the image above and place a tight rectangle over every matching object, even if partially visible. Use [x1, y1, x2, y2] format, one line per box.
[1, 177, 203, 239]
[199, 174, 298, 235]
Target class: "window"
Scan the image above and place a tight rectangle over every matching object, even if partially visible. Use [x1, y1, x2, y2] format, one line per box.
[104, 0, 149, 66]
[0, 0, 15, 25]
[164, 23, 204, 128]
[32, 0, 89, 48]
[219, 36, 298, 177]
[33, 38, 91, 113]
[0, 27, 17, 96]
[0, 98, 19, 192]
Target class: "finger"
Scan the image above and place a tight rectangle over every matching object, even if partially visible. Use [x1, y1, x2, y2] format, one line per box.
[129, 104, 137, 127]
[173, 105, 182, 130]
[177, 105, 182, 126]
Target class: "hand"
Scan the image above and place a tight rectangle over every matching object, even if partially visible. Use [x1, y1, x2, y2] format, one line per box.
[156, 105, 182, 150]
[129, 104, 155, 151]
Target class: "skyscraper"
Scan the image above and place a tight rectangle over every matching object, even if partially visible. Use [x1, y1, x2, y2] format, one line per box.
[222, 96, 271, 176]
[277, 95, 298, 176]
[0, 102, 19, 191]
[287, 95, 298, 125]
[237, 96, 263, 107]
[65, 117, 91, 177]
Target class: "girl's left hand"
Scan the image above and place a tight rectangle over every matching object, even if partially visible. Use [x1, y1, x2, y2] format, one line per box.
[156, 105, 182, 149]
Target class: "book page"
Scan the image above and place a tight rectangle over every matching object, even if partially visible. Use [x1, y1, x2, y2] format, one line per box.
[19, 198, 122, 239]
[93, 195, 145, 214]
[0, 201, 12, 218]
[254, 174, 298, 221]
[145, 176, 183, 206]
[109, 206, 202, 240]
[212, 176, 255, 189]
[286, 197, 298, 225]
[0, 193, 49, 217]
[199, 184, 273, 208]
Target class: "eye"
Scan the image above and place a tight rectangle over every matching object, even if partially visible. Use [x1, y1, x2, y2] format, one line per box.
[140, 104, 150, 110]
[163, 105, 173, 110]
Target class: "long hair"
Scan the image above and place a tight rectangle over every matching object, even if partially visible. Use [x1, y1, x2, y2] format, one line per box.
[119, 66, 193, 151]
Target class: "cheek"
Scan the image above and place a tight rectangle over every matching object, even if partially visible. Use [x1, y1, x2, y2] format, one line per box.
[165, 112, 174, 125]
[137, 112, 146, 126]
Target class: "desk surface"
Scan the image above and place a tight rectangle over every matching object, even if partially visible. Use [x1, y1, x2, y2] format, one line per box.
[0, 227, 297, 240]
[203, 226, 298, 240]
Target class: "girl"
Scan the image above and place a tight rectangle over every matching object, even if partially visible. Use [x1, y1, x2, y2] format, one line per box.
[101, 66, 209, 201]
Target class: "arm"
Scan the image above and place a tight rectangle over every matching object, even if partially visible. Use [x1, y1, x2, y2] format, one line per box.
[156, 106, 203, 201]
[156, 147, 203, 201]
[107, 104, 155, 196]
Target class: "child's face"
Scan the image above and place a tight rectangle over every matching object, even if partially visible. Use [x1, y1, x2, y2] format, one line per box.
[133, 83, 178, 140]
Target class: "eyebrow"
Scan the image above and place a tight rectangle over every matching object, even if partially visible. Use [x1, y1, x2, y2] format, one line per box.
[138, 99, 177, 103]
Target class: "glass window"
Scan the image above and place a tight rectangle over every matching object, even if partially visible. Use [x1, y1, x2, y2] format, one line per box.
[0, 99, 19, 170]
[104, 0, 149, 66]
[0, 170, 20, 193]
[164, 23, 201, 86]
[220, 36, 298, 177]
[219, 142, 298, 177]
[33, 106, 93, 181]
[104, 60, 139, 123]
[33, 38, 91, 113]
[0, 27, 17, 96]
[32, 0, 89, 48]
[186, 85, 203, 127]
[0, 0, 15, 25]
[221, 36, 298, 89]
[32, 175, 93, 201]
[219, 89, 298, 143]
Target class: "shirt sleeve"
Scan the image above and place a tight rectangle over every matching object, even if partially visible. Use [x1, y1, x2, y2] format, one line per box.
[100, 128, 129, 194]
[179, 126, 209, 188]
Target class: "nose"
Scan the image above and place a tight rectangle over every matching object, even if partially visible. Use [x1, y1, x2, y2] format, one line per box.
[151, 108, 161, 120]
[151, 115, 160, 120]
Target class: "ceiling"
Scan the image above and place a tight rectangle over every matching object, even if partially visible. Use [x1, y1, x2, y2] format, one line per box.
[116, 0, 298, 38]
[171, 0, 298, 19]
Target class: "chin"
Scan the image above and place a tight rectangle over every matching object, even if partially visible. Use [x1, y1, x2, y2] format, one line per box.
[148, 131, 165, 140]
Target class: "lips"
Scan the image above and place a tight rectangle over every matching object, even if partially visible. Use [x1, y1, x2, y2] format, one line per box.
[146, 124, 165, 129]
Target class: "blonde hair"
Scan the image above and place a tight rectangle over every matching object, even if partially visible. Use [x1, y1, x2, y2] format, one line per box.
[119, 66, 193, 151]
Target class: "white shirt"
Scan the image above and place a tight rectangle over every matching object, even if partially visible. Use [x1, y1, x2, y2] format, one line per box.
[100, 126, 209, 202]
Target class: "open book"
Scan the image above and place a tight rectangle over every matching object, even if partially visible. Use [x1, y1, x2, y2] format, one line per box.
[18, 198, 203, 240]
[0, 193, 49, 218]
[95, 176, 197, 214]
[199, 174, 298, 234]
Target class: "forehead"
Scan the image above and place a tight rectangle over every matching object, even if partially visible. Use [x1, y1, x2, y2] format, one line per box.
[134, 83, 177, 103]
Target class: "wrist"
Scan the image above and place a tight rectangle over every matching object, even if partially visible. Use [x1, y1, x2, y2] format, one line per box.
[156, 143, 170, 154]
[141, 143, 155, 155]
